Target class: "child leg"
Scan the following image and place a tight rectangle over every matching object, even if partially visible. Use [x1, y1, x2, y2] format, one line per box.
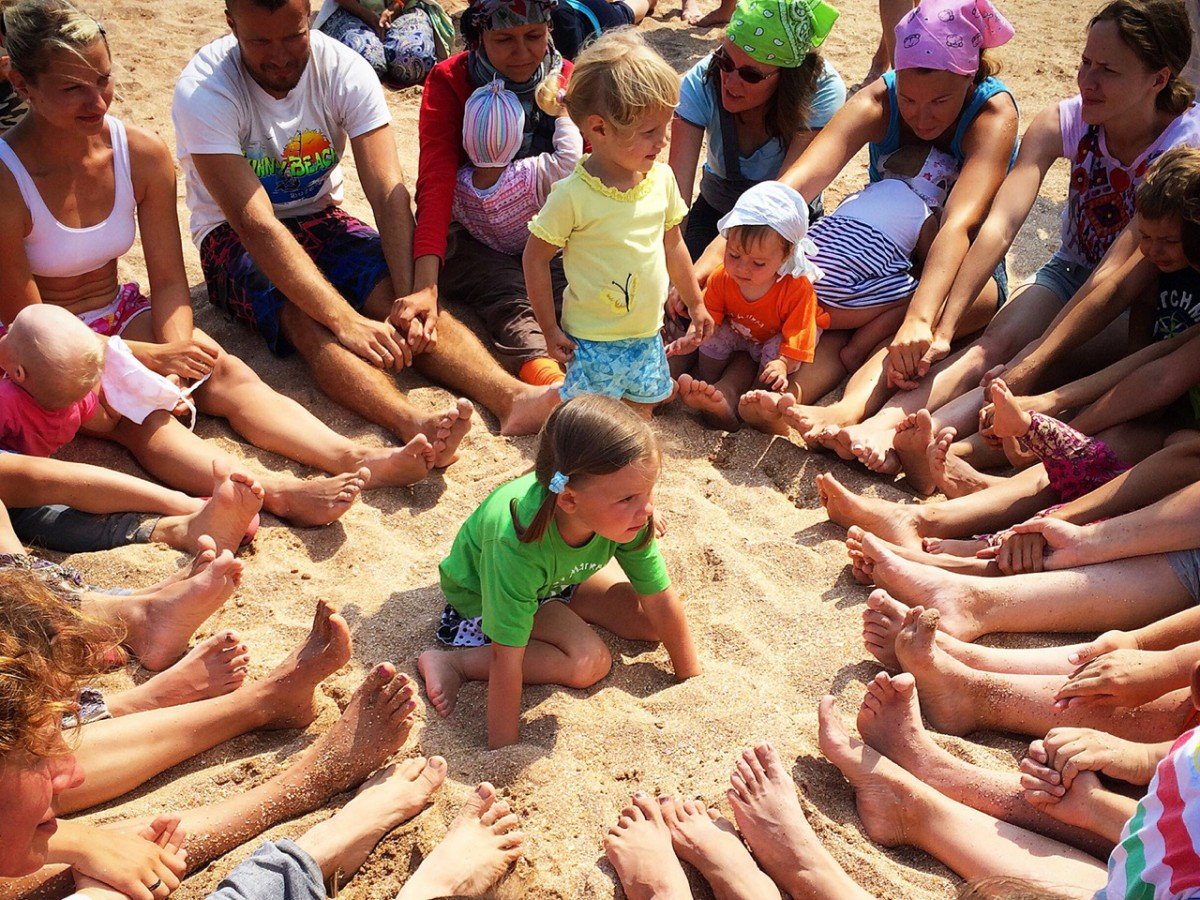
[569, 559, 663, 642]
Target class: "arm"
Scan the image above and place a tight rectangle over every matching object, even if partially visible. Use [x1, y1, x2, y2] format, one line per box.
[638, 587, 702, 679]
[522, 235, 574, 362]
[667, 116, 704, 207]
[190, 153, 407, 369]
[488, 642, 526, 749]
[663, 225, 714, 348]
[333, 0, 383, 27]
[0, 168, 46, 320]
[533, 117, 584, 206]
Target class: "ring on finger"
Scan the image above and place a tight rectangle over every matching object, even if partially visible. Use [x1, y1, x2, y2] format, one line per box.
[147, 879, 163, 892]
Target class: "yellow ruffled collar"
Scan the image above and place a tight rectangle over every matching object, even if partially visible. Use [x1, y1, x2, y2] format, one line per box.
[575, 157, 657, 202]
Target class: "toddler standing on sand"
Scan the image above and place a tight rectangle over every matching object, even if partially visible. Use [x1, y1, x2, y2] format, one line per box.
[418, 395, 702, 749]
[523, 29, 714, 413]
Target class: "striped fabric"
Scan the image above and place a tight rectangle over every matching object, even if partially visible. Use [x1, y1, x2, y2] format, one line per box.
[807, 214, 918, 310]
[1102, 727, 1200, 899]
[462, 80, 525, 167]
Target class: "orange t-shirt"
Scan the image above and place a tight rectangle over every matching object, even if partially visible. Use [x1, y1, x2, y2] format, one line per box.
[703, 265, 830, 363]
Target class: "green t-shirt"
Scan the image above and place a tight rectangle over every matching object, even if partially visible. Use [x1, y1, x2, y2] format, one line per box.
[438, 473, 671, 647]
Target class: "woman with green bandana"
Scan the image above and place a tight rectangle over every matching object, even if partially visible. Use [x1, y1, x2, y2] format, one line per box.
[669, 0, 845, 261]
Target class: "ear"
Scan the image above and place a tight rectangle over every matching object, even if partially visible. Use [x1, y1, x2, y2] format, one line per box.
[585, 114, 609, 140]
[1153, 65, 1172, 94]
[6, 68, 30, 103]
[10, 363, 27, 385]
[555, 488, 578, 515]
[225, 8, 237, 35]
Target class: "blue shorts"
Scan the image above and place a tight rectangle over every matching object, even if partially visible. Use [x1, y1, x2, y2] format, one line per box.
[436, 586, 576, 648]
[560, 333, 673, 404]
[1030, 254, 1094, 306]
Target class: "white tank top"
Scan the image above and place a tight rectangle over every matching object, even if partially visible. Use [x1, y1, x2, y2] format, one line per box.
[0, 115, 137, 278]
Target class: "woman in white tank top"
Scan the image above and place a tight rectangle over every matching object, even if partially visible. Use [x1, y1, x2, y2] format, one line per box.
[0, 0, 447, 528]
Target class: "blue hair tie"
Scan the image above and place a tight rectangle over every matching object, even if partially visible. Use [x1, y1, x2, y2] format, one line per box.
[548, 471, 570, 494]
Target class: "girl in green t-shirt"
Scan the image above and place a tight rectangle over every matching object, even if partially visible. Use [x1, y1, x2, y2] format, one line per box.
[419, 395, 703, 749]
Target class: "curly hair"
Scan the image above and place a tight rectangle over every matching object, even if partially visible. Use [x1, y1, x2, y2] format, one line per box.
[0, 570, 123, 757]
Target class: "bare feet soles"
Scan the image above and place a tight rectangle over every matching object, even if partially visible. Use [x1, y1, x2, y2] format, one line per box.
[893, 410, 938, 496]
[658, 795, 781, 900]
[163, 467, 264, 555]
[357, 435, 437, 489]
[397, 782, 524, 900]
[737, 390, 794, 437]
[830, 419, 901, 474]
[500, 384, 561, 437]
[679, 374, 740, 430]
[259, 599, 355, 731]
[267, 469, 369, 527]
[429, 398, 474, 468]
[927, 426, 995, 498]
[417, 649, 466, 718]
[604, 793, 693, 900]
[816, 474, 923, 548]
[856, 671, 948, 778]
[113, 631, 250, 714]
[893, 607, 980, 736]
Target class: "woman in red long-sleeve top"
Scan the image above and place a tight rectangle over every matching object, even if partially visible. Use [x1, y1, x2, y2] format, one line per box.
[413, 0, 574, 386]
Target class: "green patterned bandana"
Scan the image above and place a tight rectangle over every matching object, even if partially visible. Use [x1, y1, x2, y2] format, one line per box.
[727, 0, 839, 67]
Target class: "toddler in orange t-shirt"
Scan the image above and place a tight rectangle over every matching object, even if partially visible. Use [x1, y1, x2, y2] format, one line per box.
[676, 181, 828, 432]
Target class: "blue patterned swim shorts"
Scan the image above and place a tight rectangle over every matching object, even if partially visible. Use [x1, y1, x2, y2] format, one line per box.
[560, 334, 673, 404]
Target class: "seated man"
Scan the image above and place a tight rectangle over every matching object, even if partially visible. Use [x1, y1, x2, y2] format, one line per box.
[172, 0, 559, 448]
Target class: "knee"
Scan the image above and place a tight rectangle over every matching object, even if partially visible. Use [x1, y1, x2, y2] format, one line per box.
[563, 641, 612, 688]
[209, 348, 263, 390]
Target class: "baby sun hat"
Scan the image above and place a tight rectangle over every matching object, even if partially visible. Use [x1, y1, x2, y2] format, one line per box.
[718, 181, 823, 282]
[463, 79, 526, 168]
[893, 0, 1014, 76]
[726, 0, 839, 68]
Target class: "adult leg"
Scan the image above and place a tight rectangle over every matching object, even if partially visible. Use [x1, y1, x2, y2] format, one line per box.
[657, 795, 781, 900]
[0, 455, 198, 516]
[105, 630, 250, 716]
[602, 793, 693, 900]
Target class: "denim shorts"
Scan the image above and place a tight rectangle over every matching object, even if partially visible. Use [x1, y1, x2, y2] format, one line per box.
[1030, 254, 1094, 306]
[561, 333, 674, 404]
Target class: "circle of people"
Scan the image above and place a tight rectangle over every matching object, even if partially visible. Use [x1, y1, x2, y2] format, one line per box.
[2, 0, 1200, 895]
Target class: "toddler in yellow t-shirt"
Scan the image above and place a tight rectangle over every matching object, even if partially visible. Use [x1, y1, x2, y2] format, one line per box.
[523, 29, 714, 414]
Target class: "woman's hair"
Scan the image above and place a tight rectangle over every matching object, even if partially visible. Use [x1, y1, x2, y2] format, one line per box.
[564, 28, 679, 129]
[766, 51, 822, 142]
[0, 570, 123, 758]
[511, 394, 661, 545]
[0, 0, 106, 81]
[1135, 145, 1200, 222]
[726, 223, 793, 256]
[1091, 0, 1195, 115]
[908, 49, 1002, 86]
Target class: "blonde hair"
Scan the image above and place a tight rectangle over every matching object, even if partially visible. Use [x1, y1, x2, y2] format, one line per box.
[6, 305, 104, 410]
[564, 28, 679, 129]
[511, 395, 661, 545]
[1136, 146, 1200, 223]
[0, 0, 106, 81]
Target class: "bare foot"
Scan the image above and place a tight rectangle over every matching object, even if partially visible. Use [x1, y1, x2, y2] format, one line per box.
[265, 469, 368, 527]
[857, 533, 985, 639]
[989, 379, 1033, 441]
[893, 410, 938, 496]
[110, 631, 250, 714]
[927, 427, 993, 498]
[397, 783, 524, 900]
[738, 390, 794, 437]
[815, 474, 923, 548]
[355, 436, 436, 488]
[848, 526, 993, 577]
[417, 650, 466, 718]
[427, 398, 474, 468]
[118, 550, 244, 671]
[856, 672, 951, 778]
[861, 589, 910, 672]
[130, 536, 216, 595]
[257, 599, 355, 730]
[818, 695, 925, 847]
[658, 794, 781, 900]
[500, 385, 561, 437]
[810, 425, 857, 460]
[679, 374, 740, 430]
[680, 0, 702, 22]
[296, 756, 449, 880]
[894, 607, 981, 736]
[921, 536, 990, 557]
[691, 4, 734, 25]
[157, 466, 264, 555]
[603, 793, 692, 900]
[783, 403, 847, 446]
[835, 418, 902, 474]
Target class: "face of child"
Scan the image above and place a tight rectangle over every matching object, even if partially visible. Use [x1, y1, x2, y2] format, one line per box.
[0, 732, 85, 878]
[1139, 214, 1189, 273]
[593, 106, 673, 176]
[724, 232, 789, 294]
[563, 459, 659, 544]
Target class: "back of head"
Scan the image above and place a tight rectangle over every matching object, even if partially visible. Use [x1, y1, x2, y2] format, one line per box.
[563, 28, 679, 129]
[1092, 0, 1195, 114]
[0, 569, 121, 758]
[0, 0, 105, 81]
[6, 305, 104, 409]
[1136, 145, 1200, 222]
[463, 79, 526, 168]
[514, 395, 660, 542]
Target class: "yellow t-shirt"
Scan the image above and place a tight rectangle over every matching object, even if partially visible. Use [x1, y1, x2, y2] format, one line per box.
[529, 159, 688, 341]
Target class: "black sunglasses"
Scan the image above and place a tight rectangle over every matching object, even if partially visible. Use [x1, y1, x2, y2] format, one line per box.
[711, 47, 779, 85]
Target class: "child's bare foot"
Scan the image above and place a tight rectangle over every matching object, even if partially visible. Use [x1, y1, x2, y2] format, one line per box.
[296, 756, 449, 880]
[658, 794, 781, 900]
[921, 536, 990, 557]
[816, 474, 923, 548]
[397, 783, 524, 900]
[154, 467, 264, 555]
[264, 470, 368, 527]
[737, 390, 794, 436]
[417, 650, 466, 718]
[894, 608, 982, 736]
[848, 526, 993, 577]
[603, 793, 692, 900]
[115, 550, 244, 671]
[989, 379, 1033, 440]
[257, 599, 354, 730]
[893, 410, 939, 496]
[861, 589, 912, 671]
[810, 425, 856, 460]
[927, 427, 998, 497]
[500, 384, 561, 436]
[354, 436, 437, 488]
[131, 536, 217, 595]
[109, 631, 250, 715]
[679, 374, 739, 430]
[857, 533, 986, 639]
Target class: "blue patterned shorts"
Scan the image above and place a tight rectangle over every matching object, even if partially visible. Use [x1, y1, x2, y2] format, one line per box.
[436, 586, 575, 647]
[560, 334, 673, 404]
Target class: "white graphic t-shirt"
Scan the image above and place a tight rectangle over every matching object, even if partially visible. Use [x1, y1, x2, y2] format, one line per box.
[172, 31, 390, 247]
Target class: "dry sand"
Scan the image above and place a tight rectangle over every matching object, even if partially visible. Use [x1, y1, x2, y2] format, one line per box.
[57, 0, 1094, 896]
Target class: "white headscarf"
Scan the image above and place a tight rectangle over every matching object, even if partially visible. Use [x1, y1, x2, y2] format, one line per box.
[717, 181, 823, 283]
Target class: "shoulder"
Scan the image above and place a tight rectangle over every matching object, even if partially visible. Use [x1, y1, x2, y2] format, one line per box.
[175, 35, 240, 104]
[124, 121, 174, 169]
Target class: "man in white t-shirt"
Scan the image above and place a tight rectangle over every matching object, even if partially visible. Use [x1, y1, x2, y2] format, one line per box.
[172, 0, 561, 448]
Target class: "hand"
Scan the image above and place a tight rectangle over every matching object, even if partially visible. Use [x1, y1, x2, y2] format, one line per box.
[1005, 518, 1091, 570]
[544, 326, 576, 364]
[885, 320, 933, 388]
[333, 313, 410, 370]
[1034, 727, 1158, 788]
[377, 5, 396, 31]
[978, 363, 1007, 390]
[918, 333, 952, 377]
[665, 286, 689, 323]
[68, 817, 187, 900]
[1018, 749, 1107, 830]
[977, 528, 1046, 574]
[759, 359, 789, 391]
[388, 286, 439, 355]
[143, 337, 220, 381]
[1067, 629, 1139, 666]
[685, 305, 716, 346]
[1054, 648, 1187, 711]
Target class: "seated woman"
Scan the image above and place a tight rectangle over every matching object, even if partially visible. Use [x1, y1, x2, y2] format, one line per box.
[0, 571, 525, 900]
[0, 0, 454, 529]
[312, 0, 452, 88]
